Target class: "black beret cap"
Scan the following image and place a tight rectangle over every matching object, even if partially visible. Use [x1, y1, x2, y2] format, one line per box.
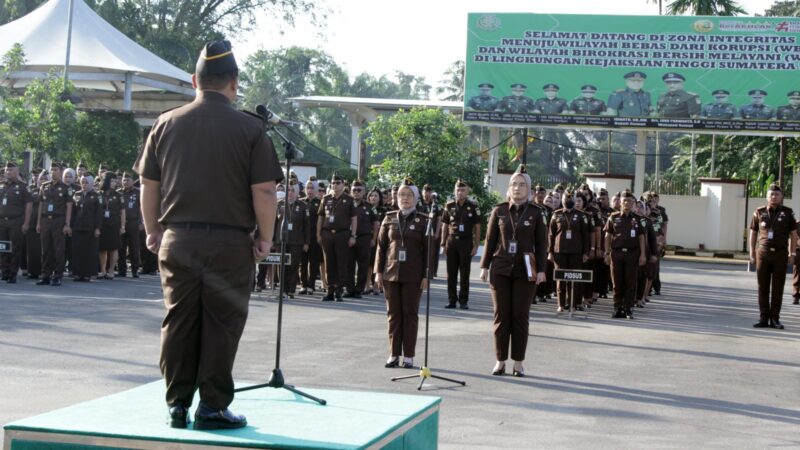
[767, 183, 782, 192]
[581, 85, 597, 92]
[455, 179, 468, 188]
[712, 89, 730, 96]
[50, 161, 64, 169]
[620, 189, 635, 199]
[196, 40, 239, 77]
[624, 71, 646, 79]
[787, 90, 800, 98]
[330, 172, 344, 182]
[510, 83, 527, 89]
[662, 72, 686, 82]
[478, 83, 494, 89]
[542, 83, 559, 90]
[749, 89, 767, 97]
[422, 184, 432, 191]
[352, 179, 365, 187]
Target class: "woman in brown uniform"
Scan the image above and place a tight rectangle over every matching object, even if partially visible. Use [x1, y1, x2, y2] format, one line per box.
[375, 180, 430, 369]
[98, 172, 125, 279]
[480, 166, 547, 377]
[71, 175, 102, 281]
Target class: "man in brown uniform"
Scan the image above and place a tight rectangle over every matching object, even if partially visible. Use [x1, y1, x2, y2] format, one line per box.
[134, 40, 282, 430]
[548, 191, 591, 312]
[317, 172, 358, 302]
[273, 181, 310, 298]
[417, 184, 442, 277]
[441, 179, 481, 309]
[595, 189, 613, 298]
[300, 177, 323, 295]
[749, 184, 797, 329]
[604, 190, 646, 319]
[36, 161, 73, 286]
[0, 161, 33, 283]
[117, 172, 142, 278]
[345, 179, 379, 298]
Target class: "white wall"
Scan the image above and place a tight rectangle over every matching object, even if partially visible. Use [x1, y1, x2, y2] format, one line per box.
[660, 195, 710, 249]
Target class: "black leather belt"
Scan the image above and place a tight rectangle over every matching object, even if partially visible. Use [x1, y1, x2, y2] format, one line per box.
[450, 235, 471, 240]
[44, 214, 64, 220]
[167, 222, 250, 233]
[323, 229, 349, 234]
[614, 248, 637, 253]
[760, 245, 782, 252]
[2, 216, 22, 220]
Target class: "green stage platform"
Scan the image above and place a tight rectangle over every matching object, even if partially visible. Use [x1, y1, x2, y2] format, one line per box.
[3, 382, 440, 450]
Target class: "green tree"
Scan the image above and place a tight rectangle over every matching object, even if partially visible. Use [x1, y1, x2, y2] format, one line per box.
[665, 0, 747, 15]
[69, 111, 142, 171]
[364, 107, 499, 222]
[435, 61, 464, 102]
[763, 0, 800, 16]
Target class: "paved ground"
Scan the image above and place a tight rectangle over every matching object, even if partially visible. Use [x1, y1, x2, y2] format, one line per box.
[1, 257, 799, 449]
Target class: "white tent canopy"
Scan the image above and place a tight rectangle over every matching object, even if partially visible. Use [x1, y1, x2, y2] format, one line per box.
[0, 0, 194, 115]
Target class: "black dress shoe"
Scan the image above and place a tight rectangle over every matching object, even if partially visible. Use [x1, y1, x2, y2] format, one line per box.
[168, 405, 190, 429]
[401, 361, 414, 369]
[654, 290, 661, 295]
[321, 294, 334, 302]
[531, 298, 538, 305]
[335, 294, 343, 302]
[343, 291, 356, 298]
[540, 297, 548, 303]
[194, 403, 247, 430]
[7, 275, 16, 284]
[625, 309, 634, 319]
[51, 278, 62, 286]
[753, 321, 770, 328]
[36, 278, 51, 286]
[512, 369, 525, 377]
[793, 298, 799, 305]
[612, 310, 624, 319]
[352, 292, 362, 299]
[444, 303, 456, 309]
[298, 288, 309, 295]
[491, 364, 506, 376]
[385, 358, 399, 368]
[459, 303, 469, 310]
[132, 273, 139, 279]
[770, 320, 785, 330]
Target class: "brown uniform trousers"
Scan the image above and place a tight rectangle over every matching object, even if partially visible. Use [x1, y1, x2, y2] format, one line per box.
[554, 253, 584, 308]
[118, 221, 142, 276]
[158, 227, 253, 410]
[612, 249, 639, 311]
[445, 237, 473, 305]
[384, 280, 422, 357]
[756, 249, 788, 322]
[40, 215, 67, 278]
[321, 229, 350, 294]
[0, 217, 24, 277]
[792, 252, 800, 301]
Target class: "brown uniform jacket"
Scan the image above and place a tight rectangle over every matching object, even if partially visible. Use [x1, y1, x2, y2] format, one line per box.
[481, 202, 548, 278]
[39, 181, 74, 216]
[0, 179, 32, 219]
[549, 208, 591, 255]
[442, 199, 481, 237]
[636, 214, 658, 258]
[750, 205, 797, 251]
[275, 199, 310, 247]
[119, 187, 141, 224]
[353, 200, 378, 237]
[72, 190, 102, 231]
[301, 196, 321, 234]
[99, 190, 123, 218]
[375, 210, 430, 284]
[133, 91, 284, 228]
[318, 193, 358, 231]
[604, 211, 643, 250]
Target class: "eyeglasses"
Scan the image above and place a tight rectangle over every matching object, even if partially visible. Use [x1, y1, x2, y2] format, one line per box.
[331, 181, 342, 185]
[352, 188, 364, 192]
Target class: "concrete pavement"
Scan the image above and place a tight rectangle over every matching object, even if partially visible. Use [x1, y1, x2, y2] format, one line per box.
[0, 258, 798, 449]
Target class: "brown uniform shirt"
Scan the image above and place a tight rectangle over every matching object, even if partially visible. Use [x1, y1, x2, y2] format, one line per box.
[302, 196, 321, 233]
[375, 210, 430, 283]
[39, 181, 74, 216]
[0, 179, 32, 218]
[275, 199, 310, 246]
[99, 190, 123, 218]
[72, 190, 102, 231]
[549, 208, 590, 254]
[133, 91, 284, 228]
[318, 193, 357, 231]
[119, 187, 141, 223]
[353, 200, 378, 236]
[442, 199, 481, 237]
[604, 211, 643, 250]
[750, 205, 797, 250]
[481, 202, 548, 277]
[637, 214, 658, 258]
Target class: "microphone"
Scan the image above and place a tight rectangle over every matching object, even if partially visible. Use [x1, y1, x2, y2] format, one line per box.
[256, 105, 283, 125]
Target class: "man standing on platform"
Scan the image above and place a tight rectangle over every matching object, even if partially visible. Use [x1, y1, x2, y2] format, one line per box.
[317, 172, 358, 302]
[0, 161, 33, 284]
[441, 179, 481, 309]
[118, 172, 142, 278]
[749, 184, 797, 329]
[135, 40, 282, 430]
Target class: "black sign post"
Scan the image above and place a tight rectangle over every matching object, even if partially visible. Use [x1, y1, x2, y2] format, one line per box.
[0, 241, 11, 253]
[554, 269, 594, 319]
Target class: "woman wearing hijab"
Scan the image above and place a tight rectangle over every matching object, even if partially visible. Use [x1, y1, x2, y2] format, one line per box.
[480, 165, 547, 377]
[375, 179, 430, 369]
[71, 175, 102, 281]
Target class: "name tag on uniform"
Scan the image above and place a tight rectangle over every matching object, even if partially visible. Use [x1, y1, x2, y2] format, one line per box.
[398, 248, 407, 262]
[105, 211, 110, 219]
[768, 229, 774, 239]
[508, 240, 518, 254]
[328, 215, 335, 223]
[565, 230, 572, 240]
[47, 204, 54, 213]
[1, 198, 6, 206]
[630, 229, 636, 238]
[458, 224, 464, 232]
[288, 223, 293, 231]
[128, 202, 133, 209]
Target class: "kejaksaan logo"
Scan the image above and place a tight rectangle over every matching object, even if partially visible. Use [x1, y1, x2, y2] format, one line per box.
[476, 14, 501, 31]
[774, 21, 800, 32]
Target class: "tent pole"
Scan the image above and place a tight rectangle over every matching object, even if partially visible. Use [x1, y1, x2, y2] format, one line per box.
[63, 0, 75, 92]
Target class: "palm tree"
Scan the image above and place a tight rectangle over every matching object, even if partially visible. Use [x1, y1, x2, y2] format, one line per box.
[664, 0, 747, 16]
[435, 61, 464, 102]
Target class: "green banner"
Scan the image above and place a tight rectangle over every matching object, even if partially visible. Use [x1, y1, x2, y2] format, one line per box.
[464, 13, 800, 134]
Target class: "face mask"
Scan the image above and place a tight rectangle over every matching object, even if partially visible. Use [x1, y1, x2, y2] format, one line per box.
[564, 199, 575, 209]
[626, 80, 644, 91]
[545, 92, 557, 100]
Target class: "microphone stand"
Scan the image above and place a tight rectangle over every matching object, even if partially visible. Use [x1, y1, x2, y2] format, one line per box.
[391, 200, 466, 390]
[235, 116, 326, 406]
